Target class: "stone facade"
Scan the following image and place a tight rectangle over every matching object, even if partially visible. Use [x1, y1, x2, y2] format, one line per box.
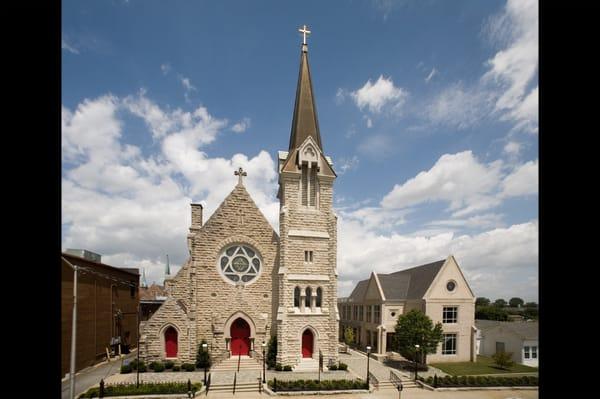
[140, 40, 339, 369]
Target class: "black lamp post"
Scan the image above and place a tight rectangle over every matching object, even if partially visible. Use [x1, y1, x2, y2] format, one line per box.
[202, 343, 208, 386]
[366, 345, 371, 387]
[261, 341, 266, 384]
[414, 344, 420, 381]
[397, 382, 403, 399]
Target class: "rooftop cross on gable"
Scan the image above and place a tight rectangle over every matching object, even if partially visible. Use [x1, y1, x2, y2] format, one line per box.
[234, 167, 247, 186]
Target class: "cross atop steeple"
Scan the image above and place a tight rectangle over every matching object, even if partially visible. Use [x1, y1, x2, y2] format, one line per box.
[234, 167, 247, 185]
[299, 24, 311, 46]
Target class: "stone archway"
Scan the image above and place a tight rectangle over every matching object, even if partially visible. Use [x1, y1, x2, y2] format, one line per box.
[223, 311, 257, 354]
[302, 329, 314, 358]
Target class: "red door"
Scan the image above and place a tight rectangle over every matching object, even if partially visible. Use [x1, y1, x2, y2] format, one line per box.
[230, 318, 250, 356]
[302, 330, 313, 358]
[165, 327, 178, 358]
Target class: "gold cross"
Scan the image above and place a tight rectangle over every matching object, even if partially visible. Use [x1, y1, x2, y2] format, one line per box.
[234, 167, 247, 185]
[299, 24, 311, 45]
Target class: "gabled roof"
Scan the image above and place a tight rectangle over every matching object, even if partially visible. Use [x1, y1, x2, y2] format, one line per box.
[139, 283, 168, 301]
[346, 259, 446, 302]
[379, 260, 445, 300]
[476, 320, 538, 340]
[288, 44, 322, 152]
[347, 279, 369, 302]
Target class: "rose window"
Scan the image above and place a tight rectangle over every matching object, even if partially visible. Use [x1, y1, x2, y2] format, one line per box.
[218, 245, 261, 284]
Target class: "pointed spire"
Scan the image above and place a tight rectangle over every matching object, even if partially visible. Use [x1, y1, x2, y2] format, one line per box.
[288, 25, 322, 152]
[165, 254, 170, 277]
[141, 268, 148, 288]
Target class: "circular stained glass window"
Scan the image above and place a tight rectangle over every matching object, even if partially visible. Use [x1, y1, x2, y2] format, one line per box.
[446, 281, 456, 292]
[218, 244, 262, 285]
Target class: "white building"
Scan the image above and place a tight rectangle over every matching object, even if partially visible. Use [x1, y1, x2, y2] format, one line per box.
[475, 320, 538, 367]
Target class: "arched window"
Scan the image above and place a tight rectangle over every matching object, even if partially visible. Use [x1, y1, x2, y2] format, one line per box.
[316, 287, 322, 307]
[301, 165, 317, 207]
[294, 286, 300, 307]
[305, 287, 312, 308]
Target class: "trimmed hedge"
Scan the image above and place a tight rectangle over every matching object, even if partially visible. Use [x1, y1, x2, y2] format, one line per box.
[172, 365, 181, 372]
[283, 365, 293, 371]
[164, 360, 175, 369]
[328, 364, 338, 370]
[420, 375, 538, 387]
[182, 363, 196, 371]
[120, 364, 131, 374]
[153, 362, 165, 372]
[338, 362, 348, 371]
[268, 379, 368, 392]
[78, 381, 202, 398]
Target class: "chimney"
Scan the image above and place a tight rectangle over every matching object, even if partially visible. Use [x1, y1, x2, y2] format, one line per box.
[191, 203, 203, 229]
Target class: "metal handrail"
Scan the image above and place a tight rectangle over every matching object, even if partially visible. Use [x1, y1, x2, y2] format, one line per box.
[233, 372, 237, 395]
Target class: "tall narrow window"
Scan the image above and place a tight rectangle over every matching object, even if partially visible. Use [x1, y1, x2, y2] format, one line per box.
[294, 287, 300, 307]
[366, 306, 372, 322]
[301, 164, 317, 207]
[374, 305, 381, 324]
[305, 287, 312, 308]
[316, 287, 322, 307]
[304, 251, 313, 263]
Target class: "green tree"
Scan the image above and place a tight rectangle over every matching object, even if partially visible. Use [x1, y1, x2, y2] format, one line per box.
[493, 299, 507, 308]
[475, 306, 509, 321]
[492, 351, 515, 370]
[508, 297, 524, 308]
[343, 327, 355, 347]
[196, 340, 211, 369]
[266, 335, 277, 369]
[523, 307, 539, 320]
[524, 302, 538, 309]
[475, 297, 491, 307]
[393, 309, 443, 364]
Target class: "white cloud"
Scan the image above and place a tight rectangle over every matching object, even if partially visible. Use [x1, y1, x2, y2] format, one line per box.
[351, 75, 408, 114]
[231, 117, 251, 133]
[337, 156, 359, 175]
[335, 88, 346, 105]
[503, 141, 521, 156]
[365, 117, 373, 128]
[161, 63, 171, 75]
[62, 38, 79, 54]
[337, 217, 538, 301]
[501, 159, 538, 197]
[425, 67, 438, 83]
[425, 82, 490, 129]
[62, 93, 280, 277]
[482, 0, 538, 133]
[381, 151, 504, 216]
[179, 76, 196, 92]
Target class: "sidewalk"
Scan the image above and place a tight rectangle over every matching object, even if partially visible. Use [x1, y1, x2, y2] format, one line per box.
[61, 351, 137, 399]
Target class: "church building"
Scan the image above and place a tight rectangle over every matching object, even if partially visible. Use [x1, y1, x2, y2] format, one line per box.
[140, 27, 339, 370]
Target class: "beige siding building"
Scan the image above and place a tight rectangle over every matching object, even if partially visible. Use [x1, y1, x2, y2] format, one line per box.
[476, 320, 538, 367]
[339, 256, 477, 363]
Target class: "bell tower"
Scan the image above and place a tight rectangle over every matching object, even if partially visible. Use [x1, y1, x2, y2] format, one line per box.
[276, 25, 339, 369]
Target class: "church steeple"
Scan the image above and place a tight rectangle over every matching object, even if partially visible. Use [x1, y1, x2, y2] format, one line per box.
[288, 25, 322, 152]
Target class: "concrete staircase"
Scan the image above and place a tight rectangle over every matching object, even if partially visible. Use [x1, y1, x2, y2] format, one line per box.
[292, 358, 319, 372]
[208, 381, 261, 394]
[376, 378, 419, 390]
[211, 355, 262, 371]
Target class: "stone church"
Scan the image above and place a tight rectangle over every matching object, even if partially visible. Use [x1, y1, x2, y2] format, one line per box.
[140, 32, 339, 370]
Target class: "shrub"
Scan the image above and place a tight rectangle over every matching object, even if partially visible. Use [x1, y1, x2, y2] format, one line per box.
[153, 362, 165, 372]
[164, 360, 174, 369]
[338, 362, 348, 370]
[267, 336, 278, 369]
[182, 363, 196, 371]
[120, 364, 132, 374]
[329, 364, 338, 370]
[275, 363, 283, 371]
[283, 365, 292, 371]
[137, 363, 147, 372]
[492, 351, 515, 370]
[425, 376, 433, 385]
[267, 379, 367, 392]
[196, 340, 212, 369]
[79, 381, 202, 398]
[433, 374, 438, 388]
[172, 365, 180, 372]
[148, 361, 159, 371]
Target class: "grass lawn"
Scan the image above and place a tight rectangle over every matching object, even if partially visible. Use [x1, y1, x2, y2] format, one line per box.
[430, 356, 538, 376]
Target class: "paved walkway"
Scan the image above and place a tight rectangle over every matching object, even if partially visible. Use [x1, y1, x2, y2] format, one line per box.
[61, 351, 137, 399]
[202, 389, 538, 398]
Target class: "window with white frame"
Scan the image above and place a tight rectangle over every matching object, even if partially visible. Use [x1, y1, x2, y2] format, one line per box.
[531, 346, 537, 359]
[442, 333, 457, 355]
[443, 306, 458, 323]
[524, 346, 538, 359]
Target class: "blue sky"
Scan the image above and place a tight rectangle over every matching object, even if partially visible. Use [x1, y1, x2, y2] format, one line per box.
[62, 0, 538, 301]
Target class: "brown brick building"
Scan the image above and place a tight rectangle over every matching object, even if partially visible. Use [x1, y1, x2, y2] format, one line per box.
[61, 251, 139, 377]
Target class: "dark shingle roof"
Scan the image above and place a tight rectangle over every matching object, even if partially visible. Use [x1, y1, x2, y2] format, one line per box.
[378, 260, 445, 300]
[347, 279, 369, 302]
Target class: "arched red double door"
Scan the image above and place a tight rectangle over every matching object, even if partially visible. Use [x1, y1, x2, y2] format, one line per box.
[165, 327, 178, 358]
[230, 318, 251, 356]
